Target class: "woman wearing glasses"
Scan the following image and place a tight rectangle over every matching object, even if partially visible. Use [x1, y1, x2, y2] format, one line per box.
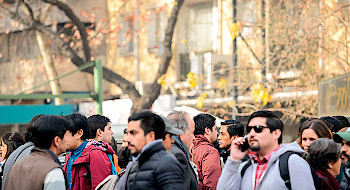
[299, 119, 332, 153]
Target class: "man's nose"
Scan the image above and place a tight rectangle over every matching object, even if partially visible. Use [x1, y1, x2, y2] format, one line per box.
[341, 145, 347, 153]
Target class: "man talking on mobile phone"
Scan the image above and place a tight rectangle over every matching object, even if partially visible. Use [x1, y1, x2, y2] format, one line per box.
[217, 110, 315, 190]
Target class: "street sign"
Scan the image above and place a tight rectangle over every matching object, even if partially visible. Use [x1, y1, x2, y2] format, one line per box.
[319, 72, 350, 117]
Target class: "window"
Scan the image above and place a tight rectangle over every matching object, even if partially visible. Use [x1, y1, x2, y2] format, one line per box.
[147, 5, 166, 53]
[186, 2, 213, 52]
[237, 0, 257, 38]
[118, 14, 134, 55]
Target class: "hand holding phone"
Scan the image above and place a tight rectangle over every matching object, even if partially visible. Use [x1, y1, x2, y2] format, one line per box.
[239, 136, 250, 152]
[230, 136, 250, 161]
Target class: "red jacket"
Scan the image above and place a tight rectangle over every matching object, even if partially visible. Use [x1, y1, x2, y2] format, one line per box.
[63, 140, 115, 190]
[192, 135, 222, 190]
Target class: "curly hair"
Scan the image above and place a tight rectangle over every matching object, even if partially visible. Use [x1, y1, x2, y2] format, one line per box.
[307, 138, 340, 171]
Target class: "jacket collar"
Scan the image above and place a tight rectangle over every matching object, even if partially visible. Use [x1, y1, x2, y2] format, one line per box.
[137, 140, 165, 164]
[193, 135, 213, 149]
[32, 147, 61, 166]
[173, 136, 190, 159]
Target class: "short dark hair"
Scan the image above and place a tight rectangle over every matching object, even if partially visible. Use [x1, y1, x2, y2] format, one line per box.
[307, 138, 340, 171]
[128, 110, 165, 140]
[247, 110, 284, 144]
[333, 116, 350, 131]
[1, 132, 25, 159]
[31, 115, 71, 149]
[300, 119, 332, 140]
[65, 113, 91, 140]
[320, 116, 342, 133]
[193, 113, 216, 136]
[25, 114, 44, 143]
[87, 114, 111, 138]
[221, 120, 244, 138]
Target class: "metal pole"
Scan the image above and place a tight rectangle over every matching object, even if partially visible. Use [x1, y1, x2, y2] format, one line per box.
[94, 60, 103, 115]
[232, 0, 237, 120]
[265, 0, 270, 81]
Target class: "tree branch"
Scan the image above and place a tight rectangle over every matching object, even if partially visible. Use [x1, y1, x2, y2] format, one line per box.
[41, 0, 91, 62]
[0, 2, 141, 102]
[142, 0, 185, 109]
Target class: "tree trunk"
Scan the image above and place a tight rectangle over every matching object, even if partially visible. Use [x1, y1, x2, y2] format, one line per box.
[36, 31, 64, 105]
[139, 0, 185, 111]
[0, 0, 185, 113]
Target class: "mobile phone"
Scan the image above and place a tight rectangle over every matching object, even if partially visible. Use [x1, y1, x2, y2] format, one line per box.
[239, 136, 250, 152]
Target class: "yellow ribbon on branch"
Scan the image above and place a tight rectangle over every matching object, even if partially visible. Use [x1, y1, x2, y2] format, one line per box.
[251, 83, 272, 106]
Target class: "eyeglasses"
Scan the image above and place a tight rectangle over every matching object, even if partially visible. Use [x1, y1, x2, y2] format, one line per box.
[246, 125, 269, 133]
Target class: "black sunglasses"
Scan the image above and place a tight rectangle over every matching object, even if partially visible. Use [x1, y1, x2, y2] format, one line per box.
[246, 125, 269, 133]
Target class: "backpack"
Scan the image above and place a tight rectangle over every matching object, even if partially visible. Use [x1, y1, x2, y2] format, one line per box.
[240, 151, 324, 190]
[95, 175, 120, 190]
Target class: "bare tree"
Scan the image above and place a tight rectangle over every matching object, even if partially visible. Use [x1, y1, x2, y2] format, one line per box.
[0, 0, 184, 112]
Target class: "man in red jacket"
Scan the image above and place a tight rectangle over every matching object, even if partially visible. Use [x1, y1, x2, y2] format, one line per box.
[64, 114, 117, 190]
[192, 113, 222, 190]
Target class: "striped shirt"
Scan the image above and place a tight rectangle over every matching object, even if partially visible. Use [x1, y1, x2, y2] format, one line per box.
[44, 168, 66, 190]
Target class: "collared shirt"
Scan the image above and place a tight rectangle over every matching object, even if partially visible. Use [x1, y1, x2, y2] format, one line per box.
[66, 140, 88, 190]
[251, 145, 281, 190]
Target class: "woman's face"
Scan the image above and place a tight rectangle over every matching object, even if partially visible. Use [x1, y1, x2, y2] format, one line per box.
[0, 140, 7, 159]
[301, 128, 319, 153]
[328, 158, 341, 177]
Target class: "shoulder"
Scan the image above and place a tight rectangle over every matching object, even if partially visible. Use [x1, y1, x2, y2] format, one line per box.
[44, 168, 65, 190]
[155, 151, 181, 168]
[170, 144, 182, 154]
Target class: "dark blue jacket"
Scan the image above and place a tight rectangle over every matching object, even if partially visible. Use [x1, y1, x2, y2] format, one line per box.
[127, 140, 184, 190]
[170, 136, 198, 190]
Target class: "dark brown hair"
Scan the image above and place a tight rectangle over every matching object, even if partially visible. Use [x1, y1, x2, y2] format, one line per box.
[300, 119, 332, 140]
[1, 132, 25, 159]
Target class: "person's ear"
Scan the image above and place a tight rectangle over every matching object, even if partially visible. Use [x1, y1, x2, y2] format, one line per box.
[272, 129, 281, 141]
[76, 129, 84, 139]
[52, 136, 60, 148]
[179, 134, 185, 141]
[97, 128, 103, 137]
[205, 128, 211, 135]
[146, 131, 155, 143]
[231, 135, 238, 141]
[328, 162, 333, 169]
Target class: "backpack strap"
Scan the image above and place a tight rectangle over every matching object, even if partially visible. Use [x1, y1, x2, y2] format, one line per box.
[241, 159, 252, 177]
[279, 151, 303, 190]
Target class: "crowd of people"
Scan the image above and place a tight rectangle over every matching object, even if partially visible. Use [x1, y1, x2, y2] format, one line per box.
[0, 109, 350, 190]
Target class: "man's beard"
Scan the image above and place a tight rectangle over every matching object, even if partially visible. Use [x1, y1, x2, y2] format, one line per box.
[250, 142, 260, 152]
[341, 152, 350, 167]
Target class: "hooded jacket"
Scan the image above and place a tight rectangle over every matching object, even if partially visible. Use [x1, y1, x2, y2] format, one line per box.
[192, 135, 222, 190]
[217, 142, 316, 190]
[170, 136, 198, 190]
[63, 140, 115, 190]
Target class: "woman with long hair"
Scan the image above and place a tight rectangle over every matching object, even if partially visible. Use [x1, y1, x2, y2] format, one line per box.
[298, 119, 332, 153]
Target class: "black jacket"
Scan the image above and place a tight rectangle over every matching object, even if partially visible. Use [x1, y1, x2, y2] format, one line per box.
[127, 140, 184, 190]
[170, 136, 198, 190]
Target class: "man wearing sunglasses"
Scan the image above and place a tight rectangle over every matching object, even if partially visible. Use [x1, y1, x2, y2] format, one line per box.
[217, 110, 315, 190]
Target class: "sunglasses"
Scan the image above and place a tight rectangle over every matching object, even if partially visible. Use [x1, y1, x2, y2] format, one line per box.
[246, 125, 269, 133]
